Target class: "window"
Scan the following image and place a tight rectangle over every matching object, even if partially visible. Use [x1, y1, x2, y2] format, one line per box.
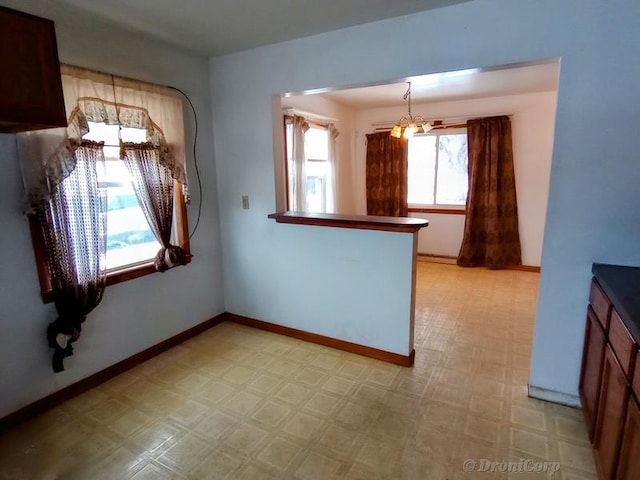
[24, 65, 191, 303]
[285, 120, 333, 213]
[407, 129, 468, 208]
[83, 122, 161, 271]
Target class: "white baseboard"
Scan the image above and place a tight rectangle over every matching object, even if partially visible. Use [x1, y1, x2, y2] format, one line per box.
[527, 384, 581, 408]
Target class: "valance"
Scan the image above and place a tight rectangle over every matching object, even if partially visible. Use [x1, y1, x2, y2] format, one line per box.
[17, 65, 187, 209]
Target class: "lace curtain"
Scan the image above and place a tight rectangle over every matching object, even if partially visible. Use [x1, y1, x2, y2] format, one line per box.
[19, 64, 187, 208]
[16, 65, 188, 371]
[40, 142, 107, 372]
[121, 142, 185, 271]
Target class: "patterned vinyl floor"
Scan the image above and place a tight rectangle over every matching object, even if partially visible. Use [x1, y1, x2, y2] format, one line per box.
[0, 262, 596, 479]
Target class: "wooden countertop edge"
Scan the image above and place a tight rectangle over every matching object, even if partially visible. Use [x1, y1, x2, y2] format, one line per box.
[268, 211, 429, 233]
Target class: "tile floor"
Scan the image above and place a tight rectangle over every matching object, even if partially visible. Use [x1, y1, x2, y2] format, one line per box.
[0, 262, 597, 479]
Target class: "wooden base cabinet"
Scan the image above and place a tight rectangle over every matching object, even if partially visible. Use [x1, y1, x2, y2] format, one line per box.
[617, 398, 640, 480]
[580, 307, 608, 441]
[593, 346, 629, 480]
[579, 268, 640, 480]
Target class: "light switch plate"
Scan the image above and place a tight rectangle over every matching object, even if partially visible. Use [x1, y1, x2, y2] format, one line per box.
[242, 195, 250, 209]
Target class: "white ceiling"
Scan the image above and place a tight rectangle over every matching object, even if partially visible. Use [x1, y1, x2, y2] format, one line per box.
[317, 60, 560, 109]
[50, 1, 559, 108]
[54, 0, 472, 57]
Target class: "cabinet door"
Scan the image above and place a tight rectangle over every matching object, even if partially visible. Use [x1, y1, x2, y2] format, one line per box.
[580, 306, 607, 441]
[0, 6, 66, 132]
[617, 397, 640, 480]
[594, 345, 630, 480]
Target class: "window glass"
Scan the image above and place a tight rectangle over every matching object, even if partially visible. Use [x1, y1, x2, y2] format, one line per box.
[407, 135, 436, 205]
[407, 131, 468, 207]
[87, 122, 160, 271]
[305, 162, 327, 212]
[284, 121, 332, 213]
[436, 133, 468, 205]
[305, 127, 328, 160]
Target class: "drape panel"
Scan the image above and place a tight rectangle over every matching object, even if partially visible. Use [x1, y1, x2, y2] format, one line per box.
[41, 142, 107, 372]
[365, 131, 408, 217]
[457, 116, 522, 268]
[326, 123, 339, 214]
[16, 65, 187, 371]
[291, 115, 309, 211]
[122, 142, 185, 272]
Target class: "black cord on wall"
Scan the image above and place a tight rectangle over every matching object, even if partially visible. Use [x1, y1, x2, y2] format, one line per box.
[168, 86, 202, 240]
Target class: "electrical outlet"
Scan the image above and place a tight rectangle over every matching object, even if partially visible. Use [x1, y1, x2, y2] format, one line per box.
[242, 195, 250, 209]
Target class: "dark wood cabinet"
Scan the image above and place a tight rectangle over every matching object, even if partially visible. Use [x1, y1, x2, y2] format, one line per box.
[617, 398, 640, 480]
[0, 6, 66, 132]
[580, 306, 608, 440]
[580, 266, 640, 480]
[594, 346, 629, 480]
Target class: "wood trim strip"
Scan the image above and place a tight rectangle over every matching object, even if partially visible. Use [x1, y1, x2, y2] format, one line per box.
[510, 265, 541, 273]
[408, 207, 466, 215]
[417, 255, 540, 272]
[268, 211, 429, 233]
[175, 180, 192, 259]
[227, 313, 415, 367]
[0, 313, 227, 433]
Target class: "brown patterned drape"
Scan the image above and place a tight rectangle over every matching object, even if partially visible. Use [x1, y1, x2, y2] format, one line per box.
[457, 116, 522, 268]
[365, 132, 408, 216]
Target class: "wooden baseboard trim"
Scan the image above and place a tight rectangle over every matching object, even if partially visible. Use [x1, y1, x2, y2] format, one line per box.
[417, 254, 457, 264]
[0, 313, 227, 433]
[418, 255, 541, 273]
[227, 313, 415, 367]
[510, 265, 541, 273]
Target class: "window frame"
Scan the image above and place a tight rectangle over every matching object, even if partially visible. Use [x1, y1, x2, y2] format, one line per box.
[29, 179, 191, 304]
[283, 116, 332, 213]
[407, 127, 469, 214]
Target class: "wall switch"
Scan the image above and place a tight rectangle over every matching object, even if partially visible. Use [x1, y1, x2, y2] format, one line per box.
[242, 195, 250, 209]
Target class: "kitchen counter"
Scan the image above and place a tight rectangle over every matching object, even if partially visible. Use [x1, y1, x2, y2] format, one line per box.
[592, 263, 640, 344]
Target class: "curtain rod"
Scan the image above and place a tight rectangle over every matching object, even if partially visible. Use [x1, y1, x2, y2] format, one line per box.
[61, 63, 180, 96]
[283, 108, 338, 123]
[374, 123, 467, 133]
[371, 113, 514, 128]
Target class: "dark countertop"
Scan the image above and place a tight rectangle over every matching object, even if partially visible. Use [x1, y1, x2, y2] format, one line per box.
[592, 263, 640, 344]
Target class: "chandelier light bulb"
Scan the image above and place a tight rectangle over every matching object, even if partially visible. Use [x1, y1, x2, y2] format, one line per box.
[390, 82, 429, 140]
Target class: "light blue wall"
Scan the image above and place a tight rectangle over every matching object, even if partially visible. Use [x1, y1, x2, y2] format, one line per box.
[0, 0, 224, 417]
[211, 0, 640, 399]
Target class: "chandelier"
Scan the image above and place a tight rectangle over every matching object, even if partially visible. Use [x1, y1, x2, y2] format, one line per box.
[390, 82, 432, 139]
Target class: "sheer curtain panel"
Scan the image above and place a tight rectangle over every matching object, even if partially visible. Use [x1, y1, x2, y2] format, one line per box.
[291, 115, 309, 211]
[326, 123, 339, 213]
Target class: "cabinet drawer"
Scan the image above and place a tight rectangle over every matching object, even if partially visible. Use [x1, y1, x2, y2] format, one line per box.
[634, 354, 640, 401]
[589, 279, 611, 331]
[609, 309, 637, 379]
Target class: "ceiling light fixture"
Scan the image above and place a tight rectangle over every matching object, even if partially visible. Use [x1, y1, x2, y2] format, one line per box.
[390, 82, 432, 139]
